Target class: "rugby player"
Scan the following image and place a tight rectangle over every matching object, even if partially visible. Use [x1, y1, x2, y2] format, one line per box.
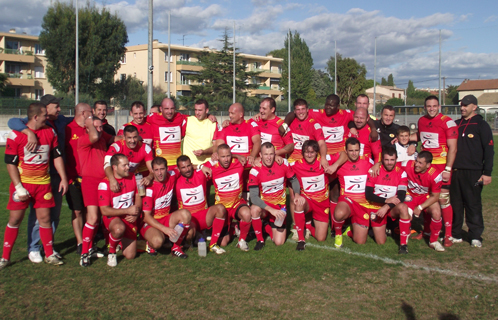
[117, 101, 153, 146]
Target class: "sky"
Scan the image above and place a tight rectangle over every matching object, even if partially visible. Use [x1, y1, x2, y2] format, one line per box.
[2, 0, 498, 89]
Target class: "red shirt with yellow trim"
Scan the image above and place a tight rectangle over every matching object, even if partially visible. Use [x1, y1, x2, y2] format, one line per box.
[98, 175, 137, 210]
[309, 109, 353, 155]
[148, 112, 187, 168]
[204, 158, 244, 209]
[143, 171, 179, 219]
[337, 158, 374, 208]
[117, 121, 153, 146]
[65, 120, 86, 183]
[6, 126, 58, 185]
[255, 117, 293, 152]
[176, 169, 208, 214]
[418, 113, 458, 165]
[216, 120, 260, 160]
[366, 165, 408, 209]
[404, 160, 443, 197]
[78, 132, 110, 179]
[288, 117, 325, 163]
[349, 125, 382, 162]
[105, 140, 153, 176]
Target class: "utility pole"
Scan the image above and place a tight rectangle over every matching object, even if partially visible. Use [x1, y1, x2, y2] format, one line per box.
[233, 21, 236, 104]
[442, 76, 446, 105]
[373, 37, 377, 116]
[167, 11, 171, 98]
[75, 0, 79, 104]
[288, 30, 291, 112]
[147, 0, 153, 113]
[438, 29, 442, 105]
[334, 40, 337, 95]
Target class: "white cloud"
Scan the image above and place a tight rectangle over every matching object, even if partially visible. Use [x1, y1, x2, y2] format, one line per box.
[0, 0, 50, 36]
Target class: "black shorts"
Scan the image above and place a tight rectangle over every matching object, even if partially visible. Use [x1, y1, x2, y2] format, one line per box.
[66, 181, 84, 211]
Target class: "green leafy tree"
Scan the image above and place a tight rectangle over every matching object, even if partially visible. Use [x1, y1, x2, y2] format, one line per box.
[446, 85, 459, 105]
[406, 80, 416, 97]
[266, 48, 285, 59]
[311, 69, 332, 98]
[385, 97, 404, 106]
[381, 77, 387, 85]
[40, 2, 128, 96]
[364, 79, 379, 89]
[0, 73, 8, 95]
[387, 73, 394, 86]
[326, 54, 367, 108]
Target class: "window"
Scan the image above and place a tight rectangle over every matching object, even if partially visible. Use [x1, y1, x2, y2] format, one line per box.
[120, 54, 126, 64]
[35, 89, 44, 100]
[6, 41, 19, 50]
[180, 74, 190, 85]
[133, 72, 137, 78]
[13, 88, 21, 98]
[34, 44, 45, 55]
[179, 53, 190, 61]
[35, 67, 44, 78]
[6, 63, 21, 74]
[399, 93, 401, 98]
[134, 53, 136, 58]
[120, 74, 126, 81]
[164, 53, 173, 62]
[392, 93, 395, 98]
[164, 72, 172, 83]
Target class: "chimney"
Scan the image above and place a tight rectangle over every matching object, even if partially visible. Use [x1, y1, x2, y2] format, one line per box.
[9, 28, 16, 33]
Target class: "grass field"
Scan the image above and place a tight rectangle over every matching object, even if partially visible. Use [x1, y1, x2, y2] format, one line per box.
[1, 146, 497, 319]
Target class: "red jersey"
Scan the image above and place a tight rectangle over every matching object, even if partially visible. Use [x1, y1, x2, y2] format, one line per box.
[290, 153, 340, 203]
[148, 112, 187, 168]
[6, 126, 58, 185]
[105, 140, 153, 175]
[247, 159, 294, 209]
[175, 169, 208, 214]
[309, 108, 353, 155]
[418, 113, 458, 164]
[143, 171, 179, 219]
[337, 158, 374, 208]
[404, 160, 443, 197]
[117, 121, 153, 146]
[98, 175, 137, 210]
[204, 158, 244, 209]
[350, 125, 382, 162]
[216, 119, 260, 160]
[288, 117, 325, 163]
[65, 120, 87, 183]
[256, 117, 293, 152]
[366, 165, 408, 209]
[78, 133, 109, 179]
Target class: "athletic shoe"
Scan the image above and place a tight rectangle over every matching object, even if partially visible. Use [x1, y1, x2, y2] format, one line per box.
[146, 242, 157, 256]
[254, 241, 265, 251]
[80, 253, 90, 267]
[28, 251, 43, 264]
[449, 237, 463, 244]
[76, 243, 82, 255]
[398, 245, 408, 254]
[209, 244, 226, 255]
[44, 253, 64, 266]
[237, 239, 249, 252]
[342, 226, 351, 237]
[411, 232, 430, 240]
[443, 237, 453, 247]
[296, 241, 306, 251]
[107, 253, 117, 267]
[429, 241, 445, 252]
[335, 235, 343, 248]
[89, 247, 105, 258]
[53, 251, 62, 259]
[0, 258, 10, 270]
[290, 229, 299, 241]
[172, 249, 188, 259]
[471, 239, 482, 248]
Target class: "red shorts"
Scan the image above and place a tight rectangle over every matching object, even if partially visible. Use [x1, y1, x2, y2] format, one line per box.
[103, 216, 138, 240]
[191, 208, 209, 231]
[304, 196, 329, 223]
[370, 209, 390, 227]
[139, 215, 171, 238]
[7, 182, 54, 210]
[404, 194, 429, 211]
[81, 176, 104, 206]
[338, 195, 370, 227]
[432, 164, 451, 188]
[226, 199, 249, 222]
[262, 205, 287, 226]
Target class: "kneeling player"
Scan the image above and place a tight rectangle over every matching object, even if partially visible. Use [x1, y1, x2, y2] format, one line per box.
[140, 157, 191, 258]
[176, 155, 227, 254]
[99, 154, 142, 267]
[365, 146, 409, 250]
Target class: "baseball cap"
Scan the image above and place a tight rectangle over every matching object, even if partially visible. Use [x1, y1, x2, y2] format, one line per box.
[459, 95, 478, 106]
[40, 94, 62, 106]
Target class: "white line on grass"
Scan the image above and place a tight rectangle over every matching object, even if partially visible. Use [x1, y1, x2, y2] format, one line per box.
[288, 240, 498, 283]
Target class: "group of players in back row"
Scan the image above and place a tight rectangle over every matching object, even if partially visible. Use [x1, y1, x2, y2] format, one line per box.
[0, 92, 481, 269]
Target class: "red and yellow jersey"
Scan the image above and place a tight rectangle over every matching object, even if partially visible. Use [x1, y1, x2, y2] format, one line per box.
[176, 169, 208, 214]
[288, 117, 325, 163]
[290, 153, 340, 203]
[65, 120, 87, 183]
[366, 165, 408, 209]
[255, 117, 293, 152]
[98, 175, 137, 210]
[404, 160, 443, 197]
[247, 159, 294, 209]
[105, 140, 153, 176]
[148, 112, 187, 169]
[216, 119, 260, 160]
[349, 125, 382, 162]
[143, 171, 179, 219]
[117, 121, 153, 146]
[418, 113, 458, 165]
[204, 158, 244, 209]
[309, 109, 353, 155]
[337, 158, 374, 208]
[5, 126, 58, 185]
[78, 133, 109, 179]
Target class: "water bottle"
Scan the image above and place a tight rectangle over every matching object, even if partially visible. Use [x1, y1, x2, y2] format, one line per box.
[198, 237, 207, 257]
[169, 223, 184, 243]
[274, 208, 287, 227]
[370, 212, 377, 221]
[135, 173, 146, 196]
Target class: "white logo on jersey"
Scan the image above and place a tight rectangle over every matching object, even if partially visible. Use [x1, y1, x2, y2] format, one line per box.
[180, 185, 205, 206]
[249, 168, 259, 177]
[146, 189, 153, 197]
[260, 132, 272, 144]
[373, 184, 397, 198]
[112, 191, 134, 209]
[322, 126, 344, 143]
[420, 132, 439, 149]
[215, 173, 240, 192]
[292, 133, 310, 150]
[359, 143, 365, 156]
[314, 123, 322, 130]
[154, 189, 173, 209]
[227, 136, 249, 153]
[23, 145, 49, 164]
[407, 180, 429, 195]
[98, 182, 108, 191]
[447, 120, 456, 128]
[261, 177, 285, 194]
[159, 126, 181, 143]
[344, 175, 367, 194]
[301, 175, 326, 192]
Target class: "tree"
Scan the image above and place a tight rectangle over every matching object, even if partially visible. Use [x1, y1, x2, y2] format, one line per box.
[40, 2, 128, 96]
[0, 73, 8, 95]
[406, 80, 416, 97]
[280, 31, 314, 100]
[385, 97, 404, 106]
[364, 79, 379, 89]
[446, 85, 459, 105]
[381, 77, 387, 85]
[326, 54, 367, 108]
[310, 69, 332, 98]
[266, 48, 285, 59]
[387, 74, 394, 86]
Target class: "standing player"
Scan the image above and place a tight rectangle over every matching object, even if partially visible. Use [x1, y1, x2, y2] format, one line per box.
[93, 100, 116, 136]
[374, 106, 400, 147]
[140, 157, 191, 258]
[117, 101, 153, 146]
[256, 98, 294, 157]
[351, 107, 382, 163]
[98, 154, 142, 267]
[1, 103, 68, 269]
[176, 155, 227, 254]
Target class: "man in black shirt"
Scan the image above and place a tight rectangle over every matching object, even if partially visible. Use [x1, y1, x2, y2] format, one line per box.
[374, 105, 400, 148]
[450, 95, 494, 247]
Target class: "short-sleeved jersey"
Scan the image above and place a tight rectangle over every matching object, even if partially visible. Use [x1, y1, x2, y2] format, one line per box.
[148, 112, 187, 168]
[366, 165, 408, 209]
[204, 158, 244, 209]
[404, 160, 443, 197]
[105, 140, 153, 175]
[337, 158, 374, 208]
[78, 133, 108, 179]
[247, 159, 294, 209]
[65, 120, 87, 183]
[183, 116, 218, 165]
[291, 153, 340, 203]
[143, 171, 179, 219]
[288, 117, 325, 163]
[176, 169, 208, 214]
[98, 175, 137, 211]
[309, 109, 353, 155]
[395, 142, 417, 168]
[418, 113, 458, 164]
[216, 120, 260, 159]
[117, 121, 153, 146]
[349, 125, 382, 162]
[256, 117, 293, 152]
[5, 127, 58, 185]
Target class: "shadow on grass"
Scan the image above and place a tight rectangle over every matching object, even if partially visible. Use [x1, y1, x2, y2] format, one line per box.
[401, 300, 461, 320]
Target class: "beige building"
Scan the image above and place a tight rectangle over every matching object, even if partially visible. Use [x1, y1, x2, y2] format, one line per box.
[116, 40, 283, 101]
[457, 79, 498, 105]
[0, 29, 53, 99]
[365, 85, 405, 112]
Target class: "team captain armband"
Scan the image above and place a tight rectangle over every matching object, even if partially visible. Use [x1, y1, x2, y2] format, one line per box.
[5, 154, 19, 165]
[52, 146, 62, 159]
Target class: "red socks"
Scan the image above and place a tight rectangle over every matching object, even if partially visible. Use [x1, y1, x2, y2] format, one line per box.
[441, 206, 453, 238]
[430, 218, 442, 243]
[332, 216, 344, 237]
[210, 218, 226, 246]
[2, 224, 19, 260]
[264, 223, 273, 240]
[39, 225, 54, 257]
[239, 221, 251, 241]
[399, 219, 411, 246]
[108, 234, 122, 254]
[251, 217, 264, 242]
[81, 223, 96, 255]
[172, 224, 190, 252]
[305, 221, 316, 238]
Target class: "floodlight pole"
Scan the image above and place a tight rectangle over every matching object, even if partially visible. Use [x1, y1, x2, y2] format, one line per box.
[288, 30, 291, 112]
[75, 0, 79, 104]
[373, 37, 377, 116]
[438, 29, 442, 105]
[167, 11, 171, 98]
[147, 0, 153, 113]
[334, 40, 337, 95]
[233, 21, 236, 104]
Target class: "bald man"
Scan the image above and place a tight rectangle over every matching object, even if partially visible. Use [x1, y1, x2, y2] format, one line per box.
[350, 107, 382, 163]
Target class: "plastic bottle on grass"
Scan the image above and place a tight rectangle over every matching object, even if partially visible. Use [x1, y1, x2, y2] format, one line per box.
[169, 223, 184, 243]
[198, 238, 207, 257]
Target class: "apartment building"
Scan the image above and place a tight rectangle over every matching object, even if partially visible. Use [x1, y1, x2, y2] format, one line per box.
[0, 29, 53, 99]
[116, 40, 284, 101]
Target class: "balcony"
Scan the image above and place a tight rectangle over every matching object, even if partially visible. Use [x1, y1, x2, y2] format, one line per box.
[176, 60, 203, 72]
[0, 48, 35, 63]
[248, 68, 281, 78]
[7, 73, 34, 86]
[177, 60, 201, 66]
